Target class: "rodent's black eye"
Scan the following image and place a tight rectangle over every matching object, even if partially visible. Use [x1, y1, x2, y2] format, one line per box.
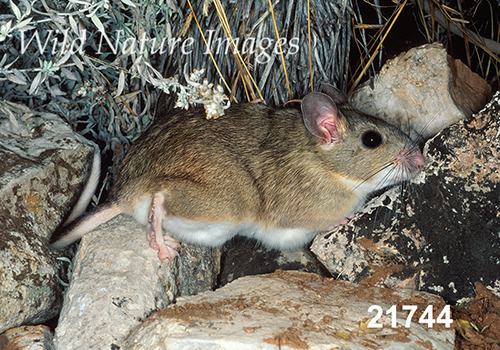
[361, 130, 384, 149]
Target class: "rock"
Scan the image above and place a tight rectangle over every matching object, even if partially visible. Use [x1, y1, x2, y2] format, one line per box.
[0, 325, 55, 350]
[311, 91, 500, 304]
[122, 271, 455, 350]
[218, 236, 330, 287]
[350, 43, 492, 141]
[0, 102, 98, 333]
[53, 214, 221, 350]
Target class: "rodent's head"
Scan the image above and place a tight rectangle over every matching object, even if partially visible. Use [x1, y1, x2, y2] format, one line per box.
[301, 84, 425, 193]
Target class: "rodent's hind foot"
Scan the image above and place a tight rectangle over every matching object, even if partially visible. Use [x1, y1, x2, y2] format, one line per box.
[147, 231, 180, 261]
[158, 236, 180, 261]
[146, 192, 179, 261]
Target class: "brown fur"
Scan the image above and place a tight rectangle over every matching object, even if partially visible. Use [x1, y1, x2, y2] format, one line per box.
[52, 86, 423, 254]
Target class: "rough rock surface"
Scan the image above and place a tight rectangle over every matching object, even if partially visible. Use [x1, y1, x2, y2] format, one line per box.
[122, 271, 455, 350]
[0, 102, 98, 333]
[311, 92, 500, 304]
[218, 43, 493, 290]
[350, 43, 492, 140]
[218, 237, 330, 287]
[0, 325, 55, 350]
[54, 214, 221, 350]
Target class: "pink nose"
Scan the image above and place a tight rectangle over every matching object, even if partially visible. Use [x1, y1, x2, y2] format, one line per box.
[414, 151, 425, 169]
[396, 148, 425, 171]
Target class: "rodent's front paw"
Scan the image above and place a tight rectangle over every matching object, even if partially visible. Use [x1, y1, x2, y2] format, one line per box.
[325, 214, 354, 231]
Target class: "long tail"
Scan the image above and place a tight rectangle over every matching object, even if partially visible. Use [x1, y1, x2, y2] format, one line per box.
[64, 146, 101, 225]
[51, 203, 121, 249]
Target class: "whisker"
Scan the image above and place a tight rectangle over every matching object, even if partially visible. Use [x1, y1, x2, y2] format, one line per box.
[392, 183, 403, 224]
[316, 140, 423, 233]
[368, 165, 410, 230]
[405, 178, 423, 215]
[372, 206, 380, 232]
[323, 162, 399, 229]
[416, 106, 445, 145]
[352, 162, 395, 192]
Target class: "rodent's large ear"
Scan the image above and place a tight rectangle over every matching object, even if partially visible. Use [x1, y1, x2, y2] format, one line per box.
[320, 83, 349, 106]
[301, 92, 345, 146]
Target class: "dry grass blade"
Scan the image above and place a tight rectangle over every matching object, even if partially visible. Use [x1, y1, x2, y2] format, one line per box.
[186, 0, 235, 101]
[160, 0, 352, 107]
[212, 0, 263, 102]
[267, 0, 291, 98]
[416, 0, 500, 59]
[307, 0, 313, 92]
[350, 0, 409, 95]
[0, 0, 352, 181]
[414, 0, 499, 89]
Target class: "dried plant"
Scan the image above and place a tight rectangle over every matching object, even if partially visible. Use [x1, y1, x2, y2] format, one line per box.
[0, 0, 352, 196]
[415, 0, 499, 85]
[351, 0, 499, 93]
[0, 0, 235, 194]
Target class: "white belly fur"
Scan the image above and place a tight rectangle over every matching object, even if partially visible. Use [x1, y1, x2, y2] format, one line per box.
[132, 197, 319, 250]
[163, 217, 317, 250]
